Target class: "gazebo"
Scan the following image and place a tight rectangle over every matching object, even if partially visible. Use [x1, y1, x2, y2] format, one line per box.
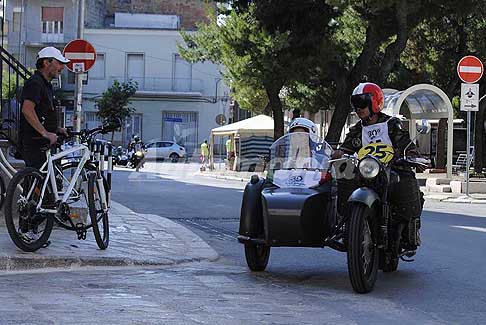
[209, 115, 274, 171]
[382, 84, 454, 178]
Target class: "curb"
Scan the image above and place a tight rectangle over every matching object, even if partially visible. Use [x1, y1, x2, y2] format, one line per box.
[0, 201, 219, 272]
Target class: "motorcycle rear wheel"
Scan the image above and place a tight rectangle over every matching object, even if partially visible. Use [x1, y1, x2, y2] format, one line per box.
[347, 203, 379, 293]
[244, 243, 270, 271]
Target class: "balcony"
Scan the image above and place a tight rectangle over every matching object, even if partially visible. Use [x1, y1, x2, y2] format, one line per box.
[108, 77, 204, 93]
[41, 33, 64, 43]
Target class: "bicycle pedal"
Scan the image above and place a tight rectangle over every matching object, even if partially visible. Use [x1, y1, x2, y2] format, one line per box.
[75, 224, 87, 240]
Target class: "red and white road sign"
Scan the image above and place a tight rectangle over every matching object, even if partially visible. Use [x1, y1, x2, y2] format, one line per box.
[457, 55, 483, 83]
[63, 39, 96, 73]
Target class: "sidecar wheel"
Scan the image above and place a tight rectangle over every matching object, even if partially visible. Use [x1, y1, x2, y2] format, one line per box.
[244, 243, 270, 271]
[347, 203, 379, 294]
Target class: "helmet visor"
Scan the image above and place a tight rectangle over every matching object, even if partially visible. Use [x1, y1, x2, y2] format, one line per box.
[351, 94, 372, 111]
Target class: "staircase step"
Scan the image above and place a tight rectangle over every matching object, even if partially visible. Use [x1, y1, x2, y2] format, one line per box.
[426, 184, 452, 193]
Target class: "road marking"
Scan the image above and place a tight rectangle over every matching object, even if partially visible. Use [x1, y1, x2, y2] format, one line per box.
[452, 225, 486, 233]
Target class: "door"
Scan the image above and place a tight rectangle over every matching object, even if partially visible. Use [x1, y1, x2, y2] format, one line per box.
[125, 114, 143, 146]
[162, 112, 198, 156]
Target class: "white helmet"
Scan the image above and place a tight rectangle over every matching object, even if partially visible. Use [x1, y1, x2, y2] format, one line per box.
[288, 118, 317, 136]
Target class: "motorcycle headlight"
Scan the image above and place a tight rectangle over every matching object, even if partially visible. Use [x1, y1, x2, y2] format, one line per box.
[359, 157, 380, 179]
[135, 151, 144, 157]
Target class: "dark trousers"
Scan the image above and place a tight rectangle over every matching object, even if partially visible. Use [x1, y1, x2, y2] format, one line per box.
[337, 170, 423, 221]
[22, 145, 47, 169]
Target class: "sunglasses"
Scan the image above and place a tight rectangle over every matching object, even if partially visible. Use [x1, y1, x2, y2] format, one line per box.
[351, 94, 372, 111]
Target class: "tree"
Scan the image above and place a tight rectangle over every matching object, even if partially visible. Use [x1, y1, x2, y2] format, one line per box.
[179, 2, 338, 139]
[95, 79, 138, 141]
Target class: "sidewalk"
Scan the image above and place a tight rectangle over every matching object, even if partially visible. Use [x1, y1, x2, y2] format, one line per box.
[0, 201, 218, 272]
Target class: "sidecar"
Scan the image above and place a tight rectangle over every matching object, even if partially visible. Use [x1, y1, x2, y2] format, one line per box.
[237, 133, 340, 271]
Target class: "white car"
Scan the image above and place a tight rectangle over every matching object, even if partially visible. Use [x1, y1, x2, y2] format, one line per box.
[144, 141, 186, 162]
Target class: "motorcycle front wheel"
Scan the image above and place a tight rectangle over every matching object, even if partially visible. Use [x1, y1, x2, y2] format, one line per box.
[347, 203, 379, 293]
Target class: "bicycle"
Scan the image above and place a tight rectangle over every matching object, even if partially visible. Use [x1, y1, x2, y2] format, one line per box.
[0, 119, 22, 210]
[4, 123, 117, 252]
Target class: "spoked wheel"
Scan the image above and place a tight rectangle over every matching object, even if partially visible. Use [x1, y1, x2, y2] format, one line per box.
[347, 203, 379, 293]
[55, 162, 95, 230]
[4, 168, 54, 252]
[0, 176, 6, 210]
[87, 172, 109, 249]
[244, 243, 270, 271]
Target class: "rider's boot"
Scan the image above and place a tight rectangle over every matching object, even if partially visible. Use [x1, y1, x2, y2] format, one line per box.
[408, 217, 421, 248]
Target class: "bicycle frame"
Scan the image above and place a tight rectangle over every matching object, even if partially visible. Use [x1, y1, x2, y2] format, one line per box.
[33, 143, 107, 215]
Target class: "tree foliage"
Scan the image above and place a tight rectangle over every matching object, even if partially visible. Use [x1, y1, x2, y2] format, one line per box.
[179, 1, 338, 139]
[182, 0, 486, 148]
[95, 80, 138, 140]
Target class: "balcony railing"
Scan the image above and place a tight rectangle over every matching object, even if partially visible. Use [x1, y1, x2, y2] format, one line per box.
[108, 77, 203, 93]
[41, 32, 64, 43]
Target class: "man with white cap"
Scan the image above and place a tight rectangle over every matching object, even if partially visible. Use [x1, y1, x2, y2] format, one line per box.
[20, 46, 70, 169]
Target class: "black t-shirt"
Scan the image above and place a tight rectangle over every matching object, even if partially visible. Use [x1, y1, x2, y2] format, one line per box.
[20, 71, 58, 145]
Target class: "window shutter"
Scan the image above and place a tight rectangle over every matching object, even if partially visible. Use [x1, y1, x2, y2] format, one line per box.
[42, 7, 64, 21]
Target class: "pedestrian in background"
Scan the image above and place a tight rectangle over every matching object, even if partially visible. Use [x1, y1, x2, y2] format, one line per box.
[200, 139, 209, 168]
[225, 137, 234, 170]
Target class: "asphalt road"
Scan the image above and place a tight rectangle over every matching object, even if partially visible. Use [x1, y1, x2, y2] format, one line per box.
[107, 164, 486, 323]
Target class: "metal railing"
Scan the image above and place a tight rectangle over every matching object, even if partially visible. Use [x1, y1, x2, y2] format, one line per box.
[0, 2, 33, 146]
[108, 77, 204, 93]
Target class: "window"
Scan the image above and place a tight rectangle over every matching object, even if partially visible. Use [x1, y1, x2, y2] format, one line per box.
[90, 53, 106, 79]
[12, 9, 21, 32]
[84, 112, 101, 130]
[41, 7, 64, 42]
[172, 54, 192, 91]
[126, 53, 144, 88]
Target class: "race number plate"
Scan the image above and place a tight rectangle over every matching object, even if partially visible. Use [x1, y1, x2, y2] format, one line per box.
[357, 143, 394, 164]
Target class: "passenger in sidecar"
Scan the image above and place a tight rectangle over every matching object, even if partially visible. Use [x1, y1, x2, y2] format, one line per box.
[238, 118, 339, 271]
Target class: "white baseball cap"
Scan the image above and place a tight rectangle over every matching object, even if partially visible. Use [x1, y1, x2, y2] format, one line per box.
[37, 46, 70, 64]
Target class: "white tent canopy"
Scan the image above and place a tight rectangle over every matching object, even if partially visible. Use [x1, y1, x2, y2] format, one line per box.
[211, 114, 274, 136]
[210, 114, 274, 170]
[383, 84, 454, 177]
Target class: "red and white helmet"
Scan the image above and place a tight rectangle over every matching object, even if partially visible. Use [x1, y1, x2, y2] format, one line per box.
[350, 82, 384, 114]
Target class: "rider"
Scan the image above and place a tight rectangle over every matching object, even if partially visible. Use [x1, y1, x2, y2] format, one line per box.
[129, 135, 143, 152]
[332, 82, 423, 250]
[286, 118, 329, 168]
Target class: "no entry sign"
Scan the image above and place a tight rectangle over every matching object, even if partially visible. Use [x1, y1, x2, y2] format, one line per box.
[63, 39, 96, 73]
[457, 55, 483, 83]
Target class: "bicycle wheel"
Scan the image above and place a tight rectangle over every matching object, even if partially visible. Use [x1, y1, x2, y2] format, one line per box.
[4, 168, 54, 252]
[55, 162, 95, 230]
[87, 172, 109, 249]
[0, 175, 6, 210]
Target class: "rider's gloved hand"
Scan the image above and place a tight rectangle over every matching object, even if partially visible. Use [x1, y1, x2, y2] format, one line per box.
[331, 149, 344, 159]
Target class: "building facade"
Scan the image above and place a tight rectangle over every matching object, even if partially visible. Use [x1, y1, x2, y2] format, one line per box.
[5, 0, 228, 155]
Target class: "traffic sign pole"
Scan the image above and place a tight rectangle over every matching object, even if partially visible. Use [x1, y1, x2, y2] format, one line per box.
[458, 56, 484, 196]
[75, 0, 85, 133]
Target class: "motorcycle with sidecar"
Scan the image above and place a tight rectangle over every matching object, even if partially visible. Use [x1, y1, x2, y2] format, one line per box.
[238, 132, 426, 293]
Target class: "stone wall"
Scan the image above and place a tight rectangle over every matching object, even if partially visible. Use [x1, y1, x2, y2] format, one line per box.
[105, 0, 214, 29]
